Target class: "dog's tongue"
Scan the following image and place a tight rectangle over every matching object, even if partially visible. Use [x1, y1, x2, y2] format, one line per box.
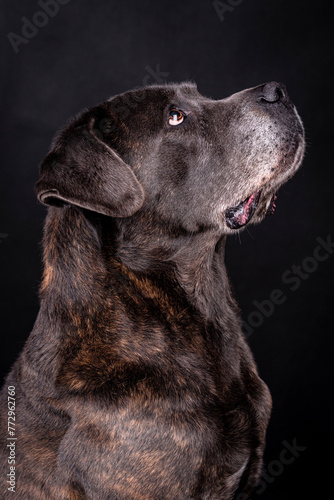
[225, 191, 261, 229]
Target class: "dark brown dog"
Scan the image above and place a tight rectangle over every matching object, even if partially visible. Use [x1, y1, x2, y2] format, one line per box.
[0, 82, 304, 499]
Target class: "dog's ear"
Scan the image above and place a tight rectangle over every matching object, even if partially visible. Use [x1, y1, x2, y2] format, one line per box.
[35, 111, 144, 217]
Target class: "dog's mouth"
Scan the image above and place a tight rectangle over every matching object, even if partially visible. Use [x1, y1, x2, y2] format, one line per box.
[225, 191, 277, 229]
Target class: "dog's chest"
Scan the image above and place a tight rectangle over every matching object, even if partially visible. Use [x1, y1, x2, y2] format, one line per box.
[58, 388, 252, 499]
[57, 282, 237, 403]
[53, 274, 265, 497]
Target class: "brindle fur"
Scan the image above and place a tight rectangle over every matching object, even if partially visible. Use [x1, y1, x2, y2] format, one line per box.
[0, 82, 304, 499]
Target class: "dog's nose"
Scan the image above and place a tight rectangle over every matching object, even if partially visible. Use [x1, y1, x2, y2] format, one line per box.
[257, 81, 288, 104]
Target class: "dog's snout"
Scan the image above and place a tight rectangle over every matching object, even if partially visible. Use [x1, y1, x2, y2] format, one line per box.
[257, 81, 288, 104]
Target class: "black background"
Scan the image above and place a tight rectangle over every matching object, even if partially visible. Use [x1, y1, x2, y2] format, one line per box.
[1, 1, 333, 498]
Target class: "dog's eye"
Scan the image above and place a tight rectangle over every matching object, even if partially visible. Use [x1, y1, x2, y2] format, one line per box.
[169, 109, 184, 126]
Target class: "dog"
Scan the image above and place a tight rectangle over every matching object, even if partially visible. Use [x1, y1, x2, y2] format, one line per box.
[0, 82, 304, 499]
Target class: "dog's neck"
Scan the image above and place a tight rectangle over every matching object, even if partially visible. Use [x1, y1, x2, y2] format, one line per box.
[117, 215, 224, 278]
[114, 210, 240, 333]
[40, 206, 240, 335]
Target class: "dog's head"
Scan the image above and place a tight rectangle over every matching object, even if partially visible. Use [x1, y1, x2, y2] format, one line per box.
[36, 82, 305, 234]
